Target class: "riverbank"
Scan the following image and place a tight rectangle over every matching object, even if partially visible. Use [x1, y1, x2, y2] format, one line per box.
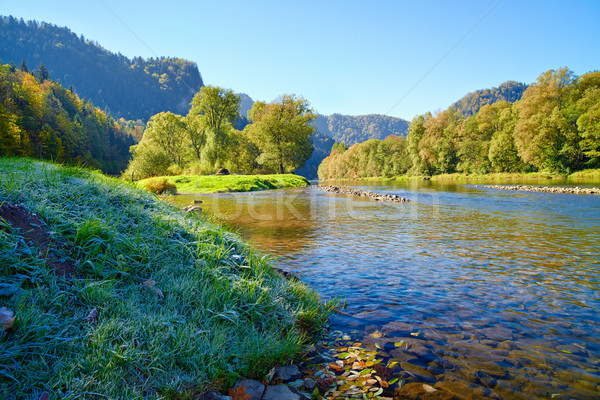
[319, 169, 600, 183]
[476, 184, 600, 194]
[138, 173, 310, 194]
[0, 158, 333, 398]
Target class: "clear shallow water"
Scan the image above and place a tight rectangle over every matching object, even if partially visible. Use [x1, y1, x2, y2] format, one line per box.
[177, 181, 600, 399]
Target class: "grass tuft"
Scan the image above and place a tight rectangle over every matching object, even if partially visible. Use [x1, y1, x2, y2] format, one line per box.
[0, 158, 335, 398]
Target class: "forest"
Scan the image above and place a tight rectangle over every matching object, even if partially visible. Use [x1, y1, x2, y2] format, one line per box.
[0, 16, 203, 121]
[318, 68, 600, 179]
[451, 81, 529, 117]
[125, 87, 317, 179]
[0, 62, 135, 174]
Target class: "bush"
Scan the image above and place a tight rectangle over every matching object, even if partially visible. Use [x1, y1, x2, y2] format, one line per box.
[141, 177, 176, 194]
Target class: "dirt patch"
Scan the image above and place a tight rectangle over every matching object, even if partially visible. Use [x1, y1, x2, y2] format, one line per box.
[0, 202, 76, 277]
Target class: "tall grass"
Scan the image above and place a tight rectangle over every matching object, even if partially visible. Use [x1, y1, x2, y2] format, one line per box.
[0, 158, 334, 399]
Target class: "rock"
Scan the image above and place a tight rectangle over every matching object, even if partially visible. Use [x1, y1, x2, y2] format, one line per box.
[201, 392, 231, 400]
[216, 167, 231, 175]
[274, 365, 302, 382]
[262, 384, 307, 400]
[232, 379, 264, 400]
[400, 361, 437, 382]
[303, 377, 317, 392]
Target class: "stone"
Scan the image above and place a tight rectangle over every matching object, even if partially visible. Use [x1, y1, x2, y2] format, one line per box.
[303, 377, 317, 392]
[400, 361, 436, 382]
[274, 364, 302, 382]
[262, 384, 307, 400]
[232, 379, 265, 400]
[201, 392, 231, 400]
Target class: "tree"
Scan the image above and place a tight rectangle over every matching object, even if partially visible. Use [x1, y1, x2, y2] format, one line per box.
[35, 62, 49, 83]
[139, 112, 188, 169]
[514, 68, 578, 172]
[246, 95, 317, 174]
[19, 59, 28, 73]
[575, 71, 600, 167]
[188, 86, 240, 168]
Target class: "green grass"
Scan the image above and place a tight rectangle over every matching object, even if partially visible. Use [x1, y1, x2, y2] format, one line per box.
[0, 158, 334, 399]
[137, 174, 310, 194]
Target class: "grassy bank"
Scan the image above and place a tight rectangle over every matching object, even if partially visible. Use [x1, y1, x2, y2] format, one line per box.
[320, 169, 600, 184]
[0, 158, 333, 398]
[138, 174, 310, 194]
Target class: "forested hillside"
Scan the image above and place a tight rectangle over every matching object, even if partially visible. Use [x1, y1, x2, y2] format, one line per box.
[315, 113, 410, 146]
[319, 68, 600, 179]
[0, 16, 203, 121]
[0, 62, 135, 174]
[451, 81, 528, 117]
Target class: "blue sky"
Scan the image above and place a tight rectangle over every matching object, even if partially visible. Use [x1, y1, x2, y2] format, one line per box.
[3, 0, 599, 120]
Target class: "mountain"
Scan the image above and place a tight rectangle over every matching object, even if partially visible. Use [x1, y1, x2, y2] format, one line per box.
[316, 113, 410, 146]
[294, 131, 336, 179]
[451, 81, 528, 117]
[0, 16, 203, 121]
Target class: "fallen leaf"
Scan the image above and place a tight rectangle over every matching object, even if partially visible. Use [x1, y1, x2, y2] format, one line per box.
[228, 385, 252, 400]
[83, 308, 98, 323]
[143, 279, 156, 287]
[0, 307, 15, 330]
[143, 279, 164, 298]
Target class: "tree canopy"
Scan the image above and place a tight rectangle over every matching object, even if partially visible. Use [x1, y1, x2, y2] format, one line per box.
[319, 68, 600, 179]
[244, 95, 316, 174]
[0, 62, 135, 174]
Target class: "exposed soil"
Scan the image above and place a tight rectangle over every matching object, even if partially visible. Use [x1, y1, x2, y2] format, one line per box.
[0, 202, 76, 277]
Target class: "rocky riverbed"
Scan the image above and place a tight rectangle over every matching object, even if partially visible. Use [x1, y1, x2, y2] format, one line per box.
[476, 184, 600, 194]
[318, 185, 410, 203]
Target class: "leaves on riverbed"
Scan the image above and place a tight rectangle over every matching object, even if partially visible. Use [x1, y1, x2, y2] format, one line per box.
[305, 332, 399, 399]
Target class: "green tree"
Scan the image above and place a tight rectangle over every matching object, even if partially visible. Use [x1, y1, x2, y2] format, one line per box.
[35, 62, 49, 83]
[189, 86, 240, 168]
[19, 58, 28, 73]
[575, 71, 600, 167]
[514, 68, 578, 172]
[246, 94, 316, 173]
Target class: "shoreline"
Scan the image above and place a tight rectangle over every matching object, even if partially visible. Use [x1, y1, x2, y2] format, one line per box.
[318, 169, 600, 183]
[475, 184, 600, 194]
[138, 173, 310, 194]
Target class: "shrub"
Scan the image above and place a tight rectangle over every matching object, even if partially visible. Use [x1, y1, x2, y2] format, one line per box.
[141, 177, 176, 194]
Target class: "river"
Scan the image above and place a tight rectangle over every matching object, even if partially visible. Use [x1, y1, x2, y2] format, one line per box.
[176, 180, 600, 400]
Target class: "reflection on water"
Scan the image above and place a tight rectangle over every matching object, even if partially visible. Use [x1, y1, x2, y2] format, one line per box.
[176, 181, 600, 400]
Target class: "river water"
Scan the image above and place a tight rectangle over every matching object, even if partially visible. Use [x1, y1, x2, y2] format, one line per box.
[176, 181, 600, 399]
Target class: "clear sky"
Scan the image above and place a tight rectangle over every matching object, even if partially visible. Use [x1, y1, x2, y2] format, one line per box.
[3, 0, 599, 120]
